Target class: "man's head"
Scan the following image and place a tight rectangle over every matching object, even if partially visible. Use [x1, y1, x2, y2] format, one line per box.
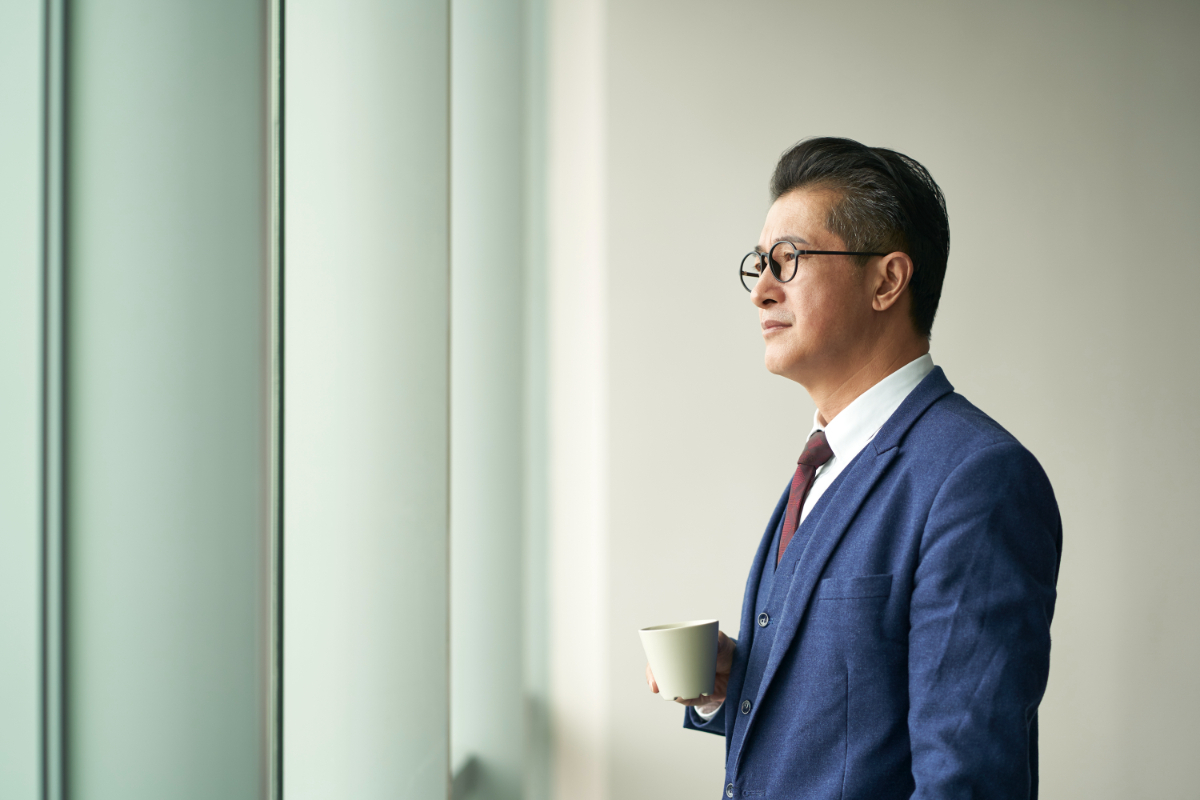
[749, 137, 949, 394]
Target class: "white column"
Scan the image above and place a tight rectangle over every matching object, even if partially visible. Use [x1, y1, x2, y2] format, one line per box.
[449, 1, 527, 799]
[64, 2, 273, 798]
[0, 2, 44, 798]
[283, 2, 451, 798]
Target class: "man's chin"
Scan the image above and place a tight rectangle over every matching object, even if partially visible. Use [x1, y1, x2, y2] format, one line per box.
[768, 357, 796, 381]
[764, 348, 809, 385]
[763, 349, 795, 378]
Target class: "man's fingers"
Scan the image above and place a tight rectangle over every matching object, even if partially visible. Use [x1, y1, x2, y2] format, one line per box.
[645, 662, 659, 693]
[716, 631, 735, 671]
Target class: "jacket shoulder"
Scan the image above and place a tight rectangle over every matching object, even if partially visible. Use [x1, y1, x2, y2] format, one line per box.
[914, 391, 1016, 448]
[899, 392, 1051, 485]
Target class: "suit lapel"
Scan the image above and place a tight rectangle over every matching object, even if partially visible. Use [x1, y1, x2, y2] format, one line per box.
[737, 367, 955, 755]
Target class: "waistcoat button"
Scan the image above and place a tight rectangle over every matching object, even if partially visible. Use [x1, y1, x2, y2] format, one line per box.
[740, 699, 752, 714]
[757, 612, 769, 627]
[725, 783, 734, 798]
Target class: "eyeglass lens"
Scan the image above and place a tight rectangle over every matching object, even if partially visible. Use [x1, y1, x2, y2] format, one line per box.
[740, 241, 799, 291]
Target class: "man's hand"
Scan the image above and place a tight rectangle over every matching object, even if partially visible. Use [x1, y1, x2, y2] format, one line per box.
[644, 630, 735, 715]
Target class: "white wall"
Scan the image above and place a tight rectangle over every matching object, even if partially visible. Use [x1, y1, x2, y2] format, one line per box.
[547, 1, 1200, 798]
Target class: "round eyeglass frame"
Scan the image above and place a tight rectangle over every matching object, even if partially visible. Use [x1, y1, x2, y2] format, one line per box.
[739, 242, 889, 291]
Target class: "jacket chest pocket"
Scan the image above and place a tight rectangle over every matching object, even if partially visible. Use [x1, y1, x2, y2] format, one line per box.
[807, 574, 896, 654]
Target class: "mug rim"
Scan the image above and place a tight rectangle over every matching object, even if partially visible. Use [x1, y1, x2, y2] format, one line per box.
[639, 619, 717, 633]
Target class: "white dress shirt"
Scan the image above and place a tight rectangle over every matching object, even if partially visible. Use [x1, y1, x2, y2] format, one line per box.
[694, 353, 935, 720]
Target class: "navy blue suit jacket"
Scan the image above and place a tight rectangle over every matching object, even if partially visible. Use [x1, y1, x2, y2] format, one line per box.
[685, 368, 1062, 799]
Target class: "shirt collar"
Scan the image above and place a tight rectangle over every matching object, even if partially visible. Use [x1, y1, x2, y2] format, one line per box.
[808, 353, 935, 462]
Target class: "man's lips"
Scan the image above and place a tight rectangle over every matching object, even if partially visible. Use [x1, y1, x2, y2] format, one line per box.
[761, 319, 792, 333]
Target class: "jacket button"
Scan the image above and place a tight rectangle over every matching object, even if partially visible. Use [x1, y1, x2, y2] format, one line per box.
[725, 783, 734, 798]
[757, 612, 769, 627]
[740, 699, 752, 714]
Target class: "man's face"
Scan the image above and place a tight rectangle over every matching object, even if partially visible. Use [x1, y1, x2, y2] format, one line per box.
[751, 189, 878, 386]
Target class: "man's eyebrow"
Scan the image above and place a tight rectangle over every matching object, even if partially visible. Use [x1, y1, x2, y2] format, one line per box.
[756, 234, 812, 253]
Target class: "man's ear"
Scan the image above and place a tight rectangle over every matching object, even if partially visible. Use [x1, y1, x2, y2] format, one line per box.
[872, 252, 914, 312]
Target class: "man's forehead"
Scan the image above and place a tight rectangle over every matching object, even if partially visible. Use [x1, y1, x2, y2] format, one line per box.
[759, 188, 836, 249]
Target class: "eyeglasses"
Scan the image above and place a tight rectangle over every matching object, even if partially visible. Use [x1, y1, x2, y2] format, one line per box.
[739, 241, 888, 291]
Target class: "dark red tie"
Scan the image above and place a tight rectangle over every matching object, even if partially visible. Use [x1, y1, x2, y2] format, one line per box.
[777, 430, 835, 565]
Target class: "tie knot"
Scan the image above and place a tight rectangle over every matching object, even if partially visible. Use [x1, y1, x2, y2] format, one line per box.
[798, 429, 834, 468]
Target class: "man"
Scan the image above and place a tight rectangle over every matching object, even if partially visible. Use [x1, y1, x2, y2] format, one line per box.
[644, 137, 1061, 799]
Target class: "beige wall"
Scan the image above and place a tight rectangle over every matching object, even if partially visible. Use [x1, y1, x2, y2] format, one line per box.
[547, 0, 611, 798]
[548, 0, 1200, 797]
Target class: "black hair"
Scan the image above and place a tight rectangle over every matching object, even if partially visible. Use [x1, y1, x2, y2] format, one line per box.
[770, 137, 950, 338]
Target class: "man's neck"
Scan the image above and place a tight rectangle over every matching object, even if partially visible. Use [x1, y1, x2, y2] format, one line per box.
[810, 341, 930, 426]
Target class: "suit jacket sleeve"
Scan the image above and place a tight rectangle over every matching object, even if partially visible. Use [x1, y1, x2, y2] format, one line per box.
[682, 701, 727, 736]
[908, 441, 1062, 799]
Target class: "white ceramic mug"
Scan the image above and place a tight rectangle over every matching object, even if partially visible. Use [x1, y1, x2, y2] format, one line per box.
[638, 619, 719, 701]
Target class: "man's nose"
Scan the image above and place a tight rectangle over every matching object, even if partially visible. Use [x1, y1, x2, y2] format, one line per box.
[750, 269, 781, 307]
